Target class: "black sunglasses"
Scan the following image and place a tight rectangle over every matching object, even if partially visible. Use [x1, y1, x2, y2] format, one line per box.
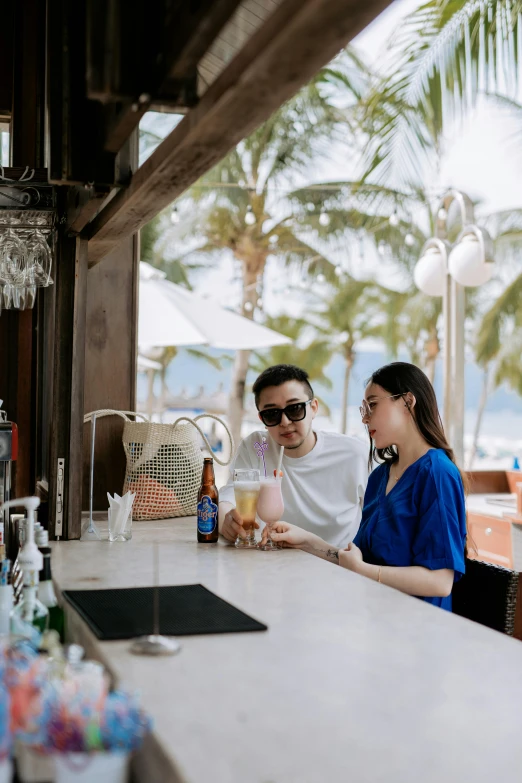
[258, 399, 313, 427]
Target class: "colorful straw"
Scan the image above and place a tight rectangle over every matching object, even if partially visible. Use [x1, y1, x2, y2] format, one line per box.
[0, 639, 152, 756]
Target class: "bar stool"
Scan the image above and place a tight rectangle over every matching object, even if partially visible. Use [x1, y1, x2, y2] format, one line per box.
[452, 558, 522, 640]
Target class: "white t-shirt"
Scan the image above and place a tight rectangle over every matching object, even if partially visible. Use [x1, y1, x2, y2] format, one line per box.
[219, 429, 368, 548]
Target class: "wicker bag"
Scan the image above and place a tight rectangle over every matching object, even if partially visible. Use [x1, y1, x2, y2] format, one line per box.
[121, 413, 233, 520]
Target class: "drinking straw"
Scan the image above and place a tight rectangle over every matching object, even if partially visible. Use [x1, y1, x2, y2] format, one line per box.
[276, 445, 284, 479]
[254, 437, 268, 478]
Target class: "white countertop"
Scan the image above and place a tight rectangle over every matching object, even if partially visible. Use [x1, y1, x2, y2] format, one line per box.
[467, 493, 518, 520]
[52, 518, 522, 783]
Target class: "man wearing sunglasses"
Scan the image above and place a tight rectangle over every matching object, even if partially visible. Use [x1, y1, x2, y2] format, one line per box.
[219, 364, 368, 547]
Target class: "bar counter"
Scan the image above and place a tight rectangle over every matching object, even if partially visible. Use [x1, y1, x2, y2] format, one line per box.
[51, 518, 522, 783]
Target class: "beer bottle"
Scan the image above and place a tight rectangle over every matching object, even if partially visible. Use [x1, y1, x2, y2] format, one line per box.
[197, 457, 219, 543]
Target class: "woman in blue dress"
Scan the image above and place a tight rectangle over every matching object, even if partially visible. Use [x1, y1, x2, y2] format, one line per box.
[265, 362, 468, 611]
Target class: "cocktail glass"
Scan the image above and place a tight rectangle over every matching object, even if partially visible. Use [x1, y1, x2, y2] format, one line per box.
[233, 469, 260, 548]
[257, 476, 284, 551]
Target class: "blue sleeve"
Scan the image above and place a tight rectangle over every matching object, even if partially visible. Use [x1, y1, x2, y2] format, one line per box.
[411, 462, 466, 579]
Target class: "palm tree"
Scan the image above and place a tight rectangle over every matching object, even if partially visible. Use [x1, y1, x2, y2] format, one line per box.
[467, 271, 522, 464]
[317, 278, 385, 433]
[359, 0, 522, 189]
[250, 314, 334, 414]
[251, 315, 333, 392]
[288, 179, 452, 382]
[169, 55, 371, 444]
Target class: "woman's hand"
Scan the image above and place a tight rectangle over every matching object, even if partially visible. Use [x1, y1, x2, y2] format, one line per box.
[339, 542, 364, 573]
[260, 521, 312, 549]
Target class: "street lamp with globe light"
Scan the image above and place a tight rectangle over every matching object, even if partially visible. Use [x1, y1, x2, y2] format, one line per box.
[413, 190, 494, 465]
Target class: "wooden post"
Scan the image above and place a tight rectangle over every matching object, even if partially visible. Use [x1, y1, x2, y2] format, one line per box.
[48, 236, 88, 539]
[82, 233, 139, 511]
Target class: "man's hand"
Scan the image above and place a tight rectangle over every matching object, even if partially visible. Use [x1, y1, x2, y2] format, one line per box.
[221, 508, 259, 543]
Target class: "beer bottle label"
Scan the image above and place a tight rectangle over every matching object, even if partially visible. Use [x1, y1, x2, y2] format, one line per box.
[197, 495, 218, 534]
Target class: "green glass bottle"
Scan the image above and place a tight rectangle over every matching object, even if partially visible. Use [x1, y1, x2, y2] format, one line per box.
[37, 529, 65, 642]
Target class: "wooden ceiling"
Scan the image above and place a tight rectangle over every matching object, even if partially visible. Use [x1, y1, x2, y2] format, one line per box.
[198, 0, 282, 90]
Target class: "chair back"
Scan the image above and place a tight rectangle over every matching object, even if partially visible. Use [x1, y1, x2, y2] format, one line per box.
[452, 558, 520, 636]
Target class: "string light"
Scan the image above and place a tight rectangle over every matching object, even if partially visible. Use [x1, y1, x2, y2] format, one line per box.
[268, 235, 278, 244]
[378, 240, 386, 256]
[244, 301, 253, 312]
[389, 212, 399, 227]
[405, 233, 416, 247]
[170, 207, 179, 225]
[334, 265, 343, 276]
[317, 273, 326, 283]
[245, 211, 256, 225]
[438, 207, 447, 221]
[319, 212, 330, 227]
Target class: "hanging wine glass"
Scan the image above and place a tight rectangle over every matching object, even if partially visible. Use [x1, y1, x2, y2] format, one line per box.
[12, 285, 26, 310]
[26, 230, 52, 287]
[0, 229, 25, 288]
[2, 284, 12, 310]
[24, 284, 37, 310]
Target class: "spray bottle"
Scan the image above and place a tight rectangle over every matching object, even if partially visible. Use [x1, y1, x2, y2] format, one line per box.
[1, 497, 49, 641]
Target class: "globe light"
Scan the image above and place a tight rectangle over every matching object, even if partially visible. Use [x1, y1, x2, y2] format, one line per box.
[244, 301, 253, 312]
[413, 243, 447, 297]
[334, 265, 343, 276]
[405, 233, 415, 247]
[448, 232, 494, 287]
[319, 212, 330, 227]
[389, 212, 399, 227]
[245, 211, 256, 226]
[317, 273, 326, 283]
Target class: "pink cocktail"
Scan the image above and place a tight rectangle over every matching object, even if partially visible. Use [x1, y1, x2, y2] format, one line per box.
[257, 477, 284, 551]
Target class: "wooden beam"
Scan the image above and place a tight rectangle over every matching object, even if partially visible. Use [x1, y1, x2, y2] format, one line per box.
[87, 0, 391, 265]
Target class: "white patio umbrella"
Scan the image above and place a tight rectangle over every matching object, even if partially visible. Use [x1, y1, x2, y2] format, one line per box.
[137, 354, 162, 371]
[138, 262, 292, 350]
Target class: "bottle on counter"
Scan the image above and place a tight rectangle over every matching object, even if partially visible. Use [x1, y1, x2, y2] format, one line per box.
[197, 457, 219, 543]
[12, 516, 26, 603]
[36, 528, 65, 641]
[4, 497, 49, 641]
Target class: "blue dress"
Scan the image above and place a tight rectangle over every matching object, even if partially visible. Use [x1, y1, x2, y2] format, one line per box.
[353, 449, 467, 611]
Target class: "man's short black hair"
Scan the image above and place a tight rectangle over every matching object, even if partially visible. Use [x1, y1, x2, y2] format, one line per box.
[252, 364, 314, 408]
